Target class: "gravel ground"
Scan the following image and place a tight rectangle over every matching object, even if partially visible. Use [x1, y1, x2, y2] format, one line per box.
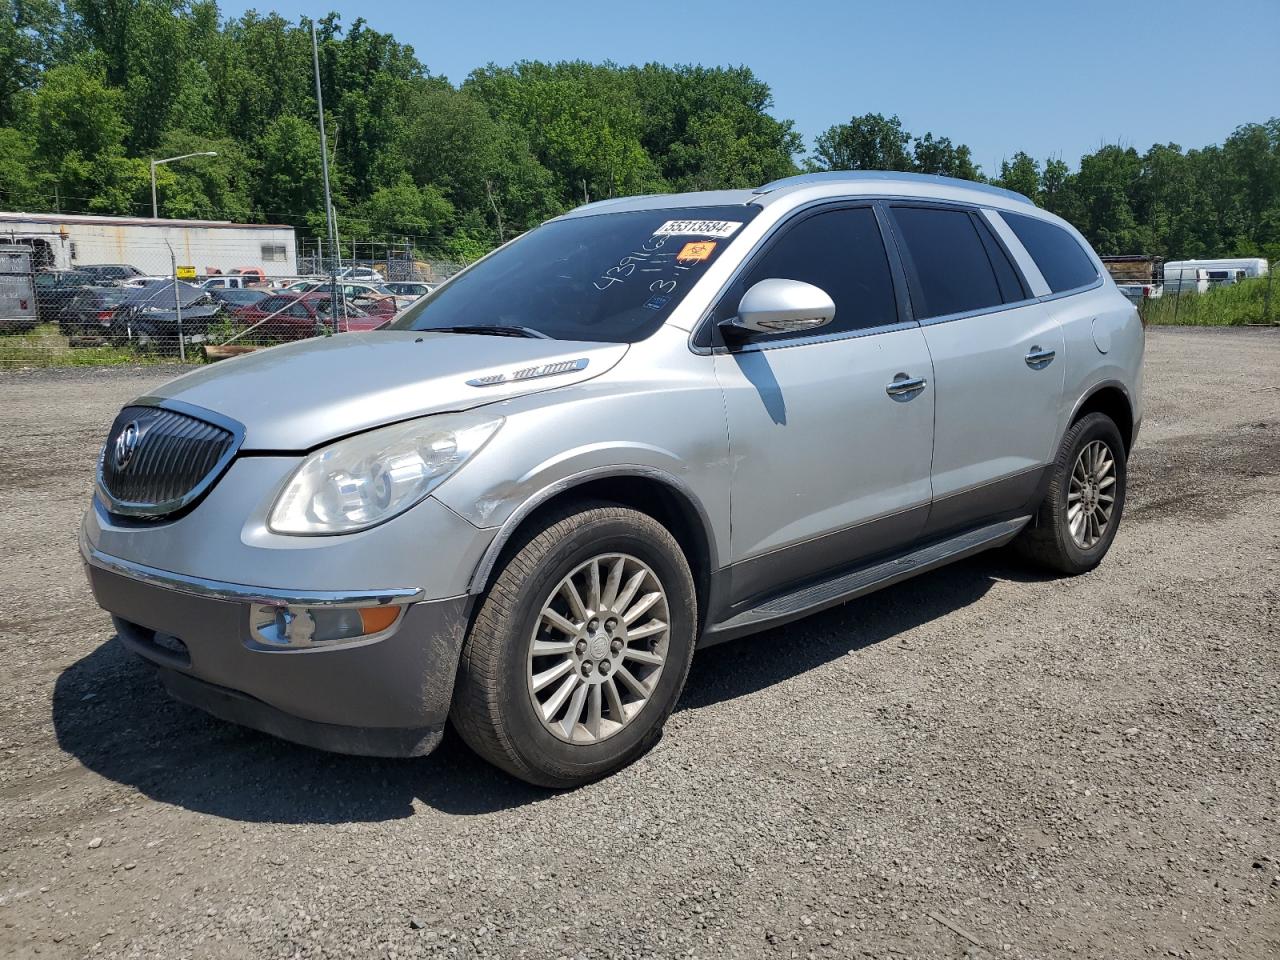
[1, 327, 1277, 959]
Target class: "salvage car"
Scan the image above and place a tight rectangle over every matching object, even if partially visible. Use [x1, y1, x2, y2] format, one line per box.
[81, 172, 1144, 787]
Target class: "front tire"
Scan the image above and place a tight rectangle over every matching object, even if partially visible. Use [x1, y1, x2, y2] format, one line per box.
[450, 504, 697, 788]
[1015, 412, 1127, 575]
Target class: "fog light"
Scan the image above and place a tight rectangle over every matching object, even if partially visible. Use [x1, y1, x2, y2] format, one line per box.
[249, 603, 404, 649]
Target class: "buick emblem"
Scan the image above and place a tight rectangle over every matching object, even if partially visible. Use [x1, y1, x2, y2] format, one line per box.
[113, 420, 141, 470]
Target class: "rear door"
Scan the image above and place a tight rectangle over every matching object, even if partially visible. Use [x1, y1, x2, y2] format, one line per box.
[885, 203, 1065, 536]
[711, 203, 935, 606]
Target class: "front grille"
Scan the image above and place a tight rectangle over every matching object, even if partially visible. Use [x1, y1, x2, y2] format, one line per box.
[98, 404, 240, 518]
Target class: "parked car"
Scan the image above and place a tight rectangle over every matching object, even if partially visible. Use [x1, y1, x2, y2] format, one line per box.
[34, 269, 94, 327]
[335, 265, 385, 283]
[110, 280, 224, 351]
[1115, 282, 1162, 305]
[59, 287, 131, 335]
[256, 281, 401, 319]
[231, 291, 382, 339]
[201, 275, 253, 290]
[384, 281, 433, 298]
[272, 276, 324, 293]
[77, 264, 144, 286]
[81, 171, 1144, 787]
[208, 287, 269, 318]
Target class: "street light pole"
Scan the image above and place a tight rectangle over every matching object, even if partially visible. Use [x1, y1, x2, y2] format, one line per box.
[149, 151, 218, 219]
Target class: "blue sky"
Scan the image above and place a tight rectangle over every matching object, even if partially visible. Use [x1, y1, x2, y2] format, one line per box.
[222, 0, 1278, 175]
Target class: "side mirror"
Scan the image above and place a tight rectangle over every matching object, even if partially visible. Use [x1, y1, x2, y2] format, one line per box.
[719, 278, 836, 339]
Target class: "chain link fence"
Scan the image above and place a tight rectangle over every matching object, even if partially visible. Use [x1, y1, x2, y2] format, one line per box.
[0, 235, 467, 367]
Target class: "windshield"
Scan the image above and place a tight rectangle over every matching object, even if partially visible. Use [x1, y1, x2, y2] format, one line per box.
[392, 205, 759, 342]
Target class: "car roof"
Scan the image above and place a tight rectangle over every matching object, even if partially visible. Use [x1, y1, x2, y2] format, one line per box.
[554, 170, 1037, 222]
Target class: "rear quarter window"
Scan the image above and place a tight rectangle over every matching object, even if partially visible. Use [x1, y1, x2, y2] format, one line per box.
[1001, 212, 1098, 294]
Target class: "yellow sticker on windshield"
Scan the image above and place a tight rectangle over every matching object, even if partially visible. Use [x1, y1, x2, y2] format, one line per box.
[677, 241, 717, 263]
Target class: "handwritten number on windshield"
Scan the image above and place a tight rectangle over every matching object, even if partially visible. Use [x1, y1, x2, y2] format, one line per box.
[594, 234, 676, 291]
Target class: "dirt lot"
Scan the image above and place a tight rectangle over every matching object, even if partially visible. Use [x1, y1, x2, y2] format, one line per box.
[1, 327, 1277, 959]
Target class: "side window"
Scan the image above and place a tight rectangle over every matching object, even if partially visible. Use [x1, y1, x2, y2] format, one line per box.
[889, 206, 1006, 320]
[729, 206, 898, 340]
[975, 216, 1028, 303]
[1001, 211, 1098, 293]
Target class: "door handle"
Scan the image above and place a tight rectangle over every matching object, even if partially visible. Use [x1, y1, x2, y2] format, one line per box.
[1025, 346, 1056, 369]
[886, 374, 927, 398]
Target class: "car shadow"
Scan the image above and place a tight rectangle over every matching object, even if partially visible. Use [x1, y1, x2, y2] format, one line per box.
[51, 551, 1042, 824]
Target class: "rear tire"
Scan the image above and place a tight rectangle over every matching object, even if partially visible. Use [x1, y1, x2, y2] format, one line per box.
[1015, 412, 1127, 575]
[451, 504, 697, 788]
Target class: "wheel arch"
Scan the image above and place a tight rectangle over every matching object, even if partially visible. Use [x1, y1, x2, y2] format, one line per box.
[1068, 381, 1136, 453]
[467, 466, 718, 628]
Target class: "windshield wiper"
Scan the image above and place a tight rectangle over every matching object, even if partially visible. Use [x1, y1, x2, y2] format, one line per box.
[428, 324, 550, 339]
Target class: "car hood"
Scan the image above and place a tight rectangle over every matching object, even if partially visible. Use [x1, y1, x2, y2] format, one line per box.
[146, 330, 628, 450]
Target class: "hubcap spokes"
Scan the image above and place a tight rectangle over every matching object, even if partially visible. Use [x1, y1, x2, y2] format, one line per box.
[1067, 439, 1117, 549]
[528, 554, 670, 744]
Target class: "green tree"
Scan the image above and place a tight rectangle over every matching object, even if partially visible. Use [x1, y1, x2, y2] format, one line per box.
[810, 113, 913, 171]
[1072, 145, 1148, 254]
[25, 59, 139, 212]
[1039, 157, 1077, 222]
[150, 131, 253, 220]
[255, 114, 326, 224]
[0, 0, 68, 124]
[627, 63, 800, 190]
[347, 179, 454, 248]
[996, 151, 1041, 202]
[0, 126, 40, 207]
[912, 132, 978, 180]
[465, 60, 664, 205]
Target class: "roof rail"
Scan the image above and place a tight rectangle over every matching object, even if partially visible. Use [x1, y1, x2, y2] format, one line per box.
[753, 170, 1035, 206]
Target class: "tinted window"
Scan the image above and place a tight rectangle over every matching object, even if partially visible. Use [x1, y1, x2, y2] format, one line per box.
[975, 218, 1028, 302]
[1001, 211, 1098, 293]
[890, 206, 1005, 320]
[729, 206, 897, 339]
[395, 205, 760, 343]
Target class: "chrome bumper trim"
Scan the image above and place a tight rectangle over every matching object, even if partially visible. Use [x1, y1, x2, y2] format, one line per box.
[81, 540, 425, 608]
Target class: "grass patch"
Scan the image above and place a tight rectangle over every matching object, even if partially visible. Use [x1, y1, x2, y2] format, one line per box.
[0, 324, 186, 368]
[1143, 276, 1277, 326]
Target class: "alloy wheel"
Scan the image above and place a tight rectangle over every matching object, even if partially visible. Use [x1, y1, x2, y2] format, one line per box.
[1068, 439, 1117, 549]
[527, 553, 670, 744]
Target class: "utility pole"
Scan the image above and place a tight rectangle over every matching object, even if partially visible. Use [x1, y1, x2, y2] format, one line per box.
[312, 20, 339, 334]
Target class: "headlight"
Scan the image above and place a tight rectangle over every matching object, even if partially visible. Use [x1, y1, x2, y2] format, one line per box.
[269, 411, 502, 535]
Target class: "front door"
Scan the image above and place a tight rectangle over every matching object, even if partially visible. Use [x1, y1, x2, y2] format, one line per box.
[711, 204, 935, 607]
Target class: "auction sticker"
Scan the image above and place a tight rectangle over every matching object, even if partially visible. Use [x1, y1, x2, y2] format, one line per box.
[653, 219, 743, 238]
[676, 241, 717, 263]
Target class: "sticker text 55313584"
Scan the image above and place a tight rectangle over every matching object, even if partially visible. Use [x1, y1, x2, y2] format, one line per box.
[652, 220, 743, 239]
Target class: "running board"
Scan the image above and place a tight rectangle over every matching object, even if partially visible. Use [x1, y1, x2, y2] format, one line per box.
[703, 515, 1031, 644]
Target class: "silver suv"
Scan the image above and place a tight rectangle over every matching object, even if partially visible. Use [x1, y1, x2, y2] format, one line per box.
[82, 172, 1143, 787]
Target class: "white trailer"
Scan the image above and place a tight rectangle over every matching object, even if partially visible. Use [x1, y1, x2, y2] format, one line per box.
[1164, 257, 1269, 294]
[0, 212, 297, 279]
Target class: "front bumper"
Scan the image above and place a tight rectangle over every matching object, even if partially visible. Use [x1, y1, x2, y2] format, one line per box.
[83, 549, 474, 757]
